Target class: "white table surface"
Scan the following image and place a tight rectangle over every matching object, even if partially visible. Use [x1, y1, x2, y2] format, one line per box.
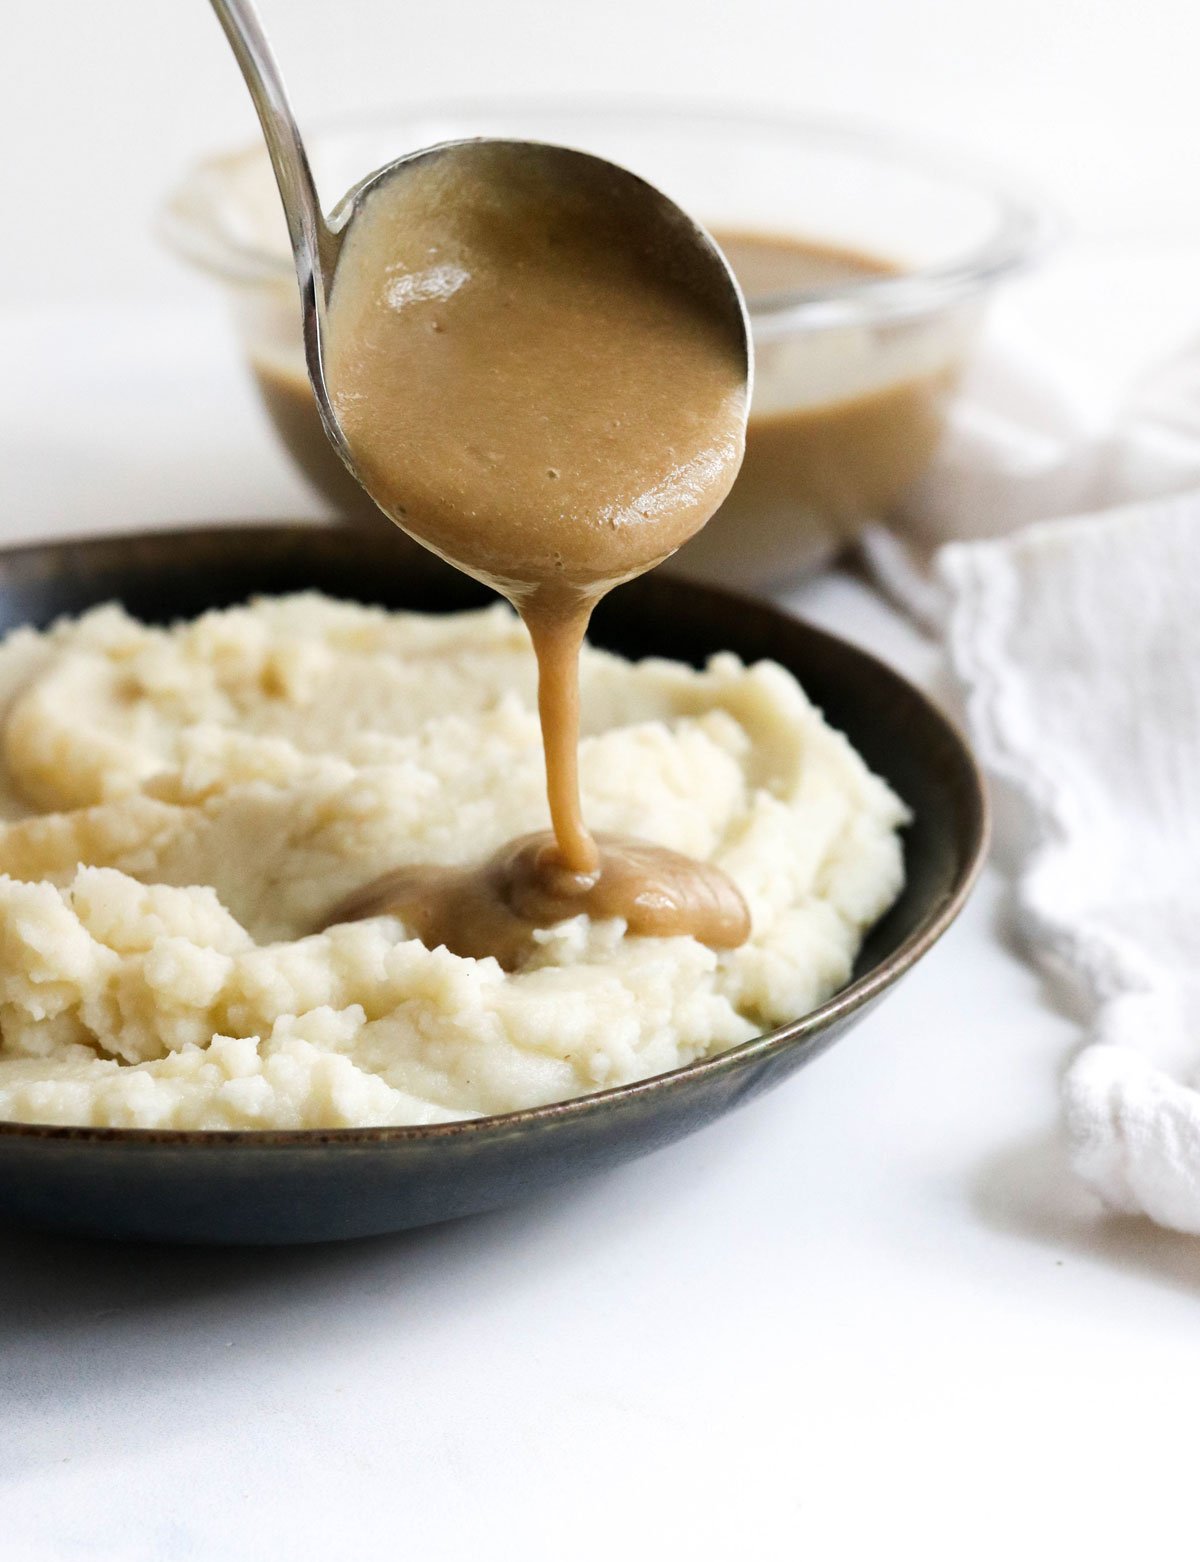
[4, 303, 1200, 1561]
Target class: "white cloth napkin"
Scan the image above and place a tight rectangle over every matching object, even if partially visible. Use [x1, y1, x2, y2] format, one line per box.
[941, 501, 1200, 1231]
[881, 246, 1200, 1232]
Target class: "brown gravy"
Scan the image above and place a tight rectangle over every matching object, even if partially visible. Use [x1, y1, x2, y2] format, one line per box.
[254, 228, 956, 585]
[673, 230, 956, 580]
[320, 142, 750, 961]
[325, 833, 750, 972]
[714, 230, 896, 298]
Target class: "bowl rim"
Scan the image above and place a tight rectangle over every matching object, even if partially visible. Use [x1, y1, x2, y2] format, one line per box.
[0, 523, 990, 1152]
[159, 95, 1054, 331]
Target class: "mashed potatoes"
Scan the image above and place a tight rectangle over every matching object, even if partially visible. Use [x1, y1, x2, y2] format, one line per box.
[0, 594, 907, 1129]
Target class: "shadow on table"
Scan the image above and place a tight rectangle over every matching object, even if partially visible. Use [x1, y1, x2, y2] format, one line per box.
[972, 1129, 1200, 1299]
[0, 1170, 613, 1481]
[967, 872, 1200, 1295]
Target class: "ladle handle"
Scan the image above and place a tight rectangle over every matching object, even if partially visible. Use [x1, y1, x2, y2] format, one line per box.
[207, 0, 338, 298]
[207, 0, 355, 473]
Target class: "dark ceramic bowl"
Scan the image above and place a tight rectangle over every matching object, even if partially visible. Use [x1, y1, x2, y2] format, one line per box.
[0, 525, 987, 1244]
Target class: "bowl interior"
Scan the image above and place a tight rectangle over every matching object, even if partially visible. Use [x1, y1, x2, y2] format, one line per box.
[0, 523, 983, 999]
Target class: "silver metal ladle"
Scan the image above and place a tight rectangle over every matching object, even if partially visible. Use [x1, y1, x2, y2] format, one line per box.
[207, 0, 752, 514]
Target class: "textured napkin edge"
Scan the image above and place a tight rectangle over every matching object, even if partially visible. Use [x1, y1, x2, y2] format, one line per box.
[938, 515, 1200, 1232]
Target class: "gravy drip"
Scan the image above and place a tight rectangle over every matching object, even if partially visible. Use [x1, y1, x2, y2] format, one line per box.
[324, 832, 751, 971]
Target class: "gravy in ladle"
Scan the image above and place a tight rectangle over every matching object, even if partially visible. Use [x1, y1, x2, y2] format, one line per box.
[320, 142, 751, 965]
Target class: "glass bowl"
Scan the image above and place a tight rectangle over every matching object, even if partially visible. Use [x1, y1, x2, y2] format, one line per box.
[160, 101, 1048, 586]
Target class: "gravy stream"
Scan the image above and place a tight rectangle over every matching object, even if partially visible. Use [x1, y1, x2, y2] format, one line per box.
[320, 143, 750, 964]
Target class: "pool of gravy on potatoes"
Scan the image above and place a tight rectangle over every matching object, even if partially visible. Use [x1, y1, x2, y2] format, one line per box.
[319, 143, 751, 966]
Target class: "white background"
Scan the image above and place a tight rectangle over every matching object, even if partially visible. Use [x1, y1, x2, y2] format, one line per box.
[4, 0, 1200, 305]
[5, 3, 1200, 1559]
